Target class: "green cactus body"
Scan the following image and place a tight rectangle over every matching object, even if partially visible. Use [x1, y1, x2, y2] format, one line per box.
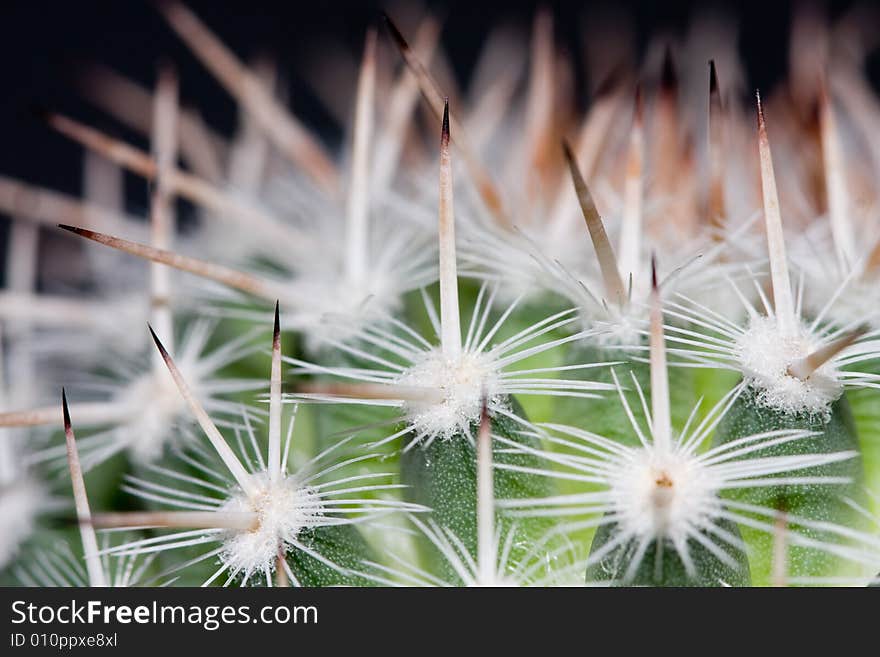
[309, 343, 397, 454]
[585, 516, 751, 586]
[843, 360, 880, 502]
[399, 397, 555, 584]
[553, 344, 697, 444]
[713, 387, 865, 583]
[287, 524, 377, 586]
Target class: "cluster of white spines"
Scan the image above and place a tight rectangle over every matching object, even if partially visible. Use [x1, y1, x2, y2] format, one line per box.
[517, 270, 868, 581]
[0, 2, 879, 586]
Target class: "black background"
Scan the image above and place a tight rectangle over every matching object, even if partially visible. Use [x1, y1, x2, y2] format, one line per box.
[0, 0, 875, 215]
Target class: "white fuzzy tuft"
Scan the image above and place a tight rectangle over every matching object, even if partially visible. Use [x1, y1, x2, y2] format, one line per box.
[736, 315, 842, 418]
[116, 366, 191, 463]
[592, 310, 646, 347]
[609, 446, 720, 547]
[219, 473, 324, 578]
[396, 348, 504, 441]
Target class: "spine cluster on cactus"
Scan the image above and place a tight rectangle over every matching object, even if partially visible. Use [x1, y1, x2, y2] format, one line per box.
[1, 1, 880, 588]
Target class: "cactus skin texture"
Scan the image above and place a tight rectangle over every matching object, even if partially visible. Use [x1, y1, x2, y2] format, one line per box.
[555, 347, 697, 446]
[713, 388, 865, 583]
[400, 396, 554, 583]
[287, 525, 378, 586]
[586, 516, 751, 586]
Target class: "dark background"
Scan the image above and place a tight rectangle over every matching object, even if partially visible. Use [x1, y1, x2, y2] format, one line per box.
[0, 0, 875, 206]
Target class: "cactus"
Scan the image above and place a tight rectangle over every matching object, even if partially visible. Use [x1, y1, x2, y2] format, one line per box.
[1, 2, 879, 588]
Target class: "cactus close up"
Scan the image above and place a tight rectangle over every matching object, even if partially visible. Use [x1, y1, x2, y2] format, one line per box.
[1, 1, 880, 589]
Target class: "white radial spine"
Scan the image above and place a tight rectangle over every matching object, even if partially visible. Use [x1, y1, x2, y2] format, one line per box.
[150, 63, 179, 359]
[756, 93, 796, 337]
[476, 401, 495, 583]
[149, 327, 256, 497]
[819, 85, 855, 268]
[771, 510, 788, 587]
[649, 260, 671, 452]
[438, 100, 462, 360]
[91, 511, 257, 531]
[708, 61, 726, 233]
[62, 391, 107, 587]
[268, 302, 283, 483]
[345, 30, 376, 283]
[563, 141, 625, 306]
[618, 89, 644, 292]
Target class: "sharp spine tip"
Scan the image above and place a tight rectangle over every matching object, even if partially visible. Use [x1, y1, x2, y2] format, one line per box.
[147, 323, 167, 358]
[61, 388, 71, 431]
[709, 60, 718, 95]
[756, 90, 765, 128]
[561, 139, 574, 163]
[651, 253, 658, 291]
[594, 62, 625, 99]
[273, 300, 281, 341]
[382, 12, 408, 52]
